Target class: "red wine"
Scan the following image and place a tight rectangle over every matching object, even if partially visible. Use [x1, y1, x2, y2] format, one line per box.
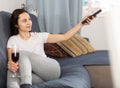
[12, 52, 19, 63]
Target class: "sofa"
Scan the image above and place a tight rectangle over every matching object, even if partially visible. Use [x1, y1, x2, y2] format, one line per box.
[0, 11, 110, 88]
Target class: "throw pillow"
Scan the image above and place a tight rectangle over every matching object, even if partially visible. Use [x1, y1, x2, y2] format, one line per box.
[44, 43, 68, 58]
[57, 34, 95, 57]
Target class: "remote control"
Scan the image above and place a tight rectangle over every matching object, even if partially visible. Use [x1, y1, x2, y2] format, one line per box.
[82, 9, 102, 24]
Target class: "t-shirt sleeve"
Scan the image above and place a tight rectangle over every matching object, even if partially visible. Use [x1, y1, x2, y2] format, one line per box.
[41, 32, 49, 43]
[7, 37, 15, 49]
[35, 32, 49, 43]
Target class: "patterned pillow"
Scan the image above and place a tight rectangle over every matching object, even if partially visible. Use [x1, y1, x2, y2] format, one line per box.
[44, 43, 68, 58]
[57, 34, 95, 57]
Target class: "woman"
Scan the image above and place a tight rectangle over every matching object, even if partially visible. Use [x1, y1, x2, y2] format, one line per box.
[7, 8, 94, 88]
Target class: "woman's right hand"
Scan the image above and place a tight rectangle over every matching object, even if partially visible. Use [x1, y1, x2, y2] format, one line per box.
[81, 15, 96, 25]
[8, 60, 19, 72]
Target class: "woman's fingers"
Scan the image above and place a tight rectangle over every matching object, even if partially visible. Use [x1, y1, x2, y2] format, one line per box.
[82, 15, 96, 25]
[8, 61, 18, 72]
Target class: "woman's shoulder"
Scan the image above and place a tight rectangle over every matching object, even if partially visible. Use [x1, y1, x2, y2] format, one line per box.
[8, 35, 18, 40]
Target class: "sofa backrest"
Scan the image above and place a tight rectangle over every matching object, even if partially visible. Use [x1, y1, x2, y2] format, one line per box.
[0, 11, 11, 88]
[0, 11, 40, 88]
[30, 14, 40, 32]
[0, 11, 11, 57]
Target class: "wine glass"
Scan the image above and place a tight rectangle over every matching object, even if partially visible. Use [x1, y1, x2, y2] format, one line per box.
[11, 45, 20, 78]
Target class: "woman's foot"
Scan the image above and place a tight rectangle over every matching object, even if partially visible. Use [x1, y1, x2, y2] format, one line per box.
[20, 84, 33, 88]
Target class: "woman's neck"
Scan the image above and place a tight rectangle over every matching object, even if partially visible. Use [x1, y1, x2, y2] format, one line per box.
[19, 32, 31, 40]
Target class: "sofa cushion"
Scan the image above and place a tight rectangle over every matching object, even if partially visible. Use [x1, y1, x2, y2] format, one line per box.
[33, 65, 91, 88]
[0, 53, 7, 88]
[0, 11, 11, 57]
[56, 50, 110, 66]
[30, 14, 40, 32]
[57, 34, 95, 57]
[44, 43, 69, 58]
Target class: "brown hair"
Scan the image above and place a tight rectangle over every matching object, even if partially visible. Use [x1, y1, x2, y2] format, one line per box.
[10, 9, 28, 35]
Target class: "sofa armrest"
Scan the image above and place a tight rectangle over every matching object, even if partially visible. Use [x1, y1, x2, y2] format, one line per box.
[85, 65, 113, 88]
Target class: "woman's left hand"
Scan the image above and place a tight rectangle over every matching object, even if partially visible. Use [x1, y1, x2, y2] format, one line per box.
[81, 15, 96, 25]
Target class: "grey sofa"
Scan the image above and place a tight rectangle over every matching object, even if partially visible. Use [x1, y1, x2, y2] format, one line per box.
[0, 11, 110, 88]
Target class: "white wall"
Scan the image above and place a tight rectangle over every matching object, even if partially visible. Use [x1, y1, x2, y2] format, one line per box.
[0, 0, 25, 12]
[105, 7, 120, 88]
[81, 12, 109, 50]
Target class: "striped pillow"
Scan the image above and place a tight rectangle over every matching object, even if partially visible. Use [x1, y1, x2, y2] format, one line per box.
[44, 43, 68, 58]
[57, 34, 95, 57]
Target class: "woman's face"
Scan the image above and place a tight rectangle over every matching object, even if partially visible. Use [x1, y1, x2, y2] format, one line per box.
[17, 12, 32, 33]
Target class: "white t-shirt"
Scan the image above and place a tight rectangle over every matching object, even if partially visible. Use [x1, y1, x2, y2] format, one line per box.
[7, 32, 49, 57]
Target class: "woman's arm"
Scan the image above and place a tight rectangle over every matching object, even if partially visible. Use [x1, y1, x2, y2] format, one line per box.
[47, 22, 83, 43]
[7, 48, 12, 61]
[47, 15, 94, 43]
[7, 48, 18, 72]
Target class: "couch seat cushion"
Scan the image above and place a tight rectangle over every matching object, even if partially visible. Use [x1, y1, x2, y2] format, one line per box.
[33, 65, 91, 88]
